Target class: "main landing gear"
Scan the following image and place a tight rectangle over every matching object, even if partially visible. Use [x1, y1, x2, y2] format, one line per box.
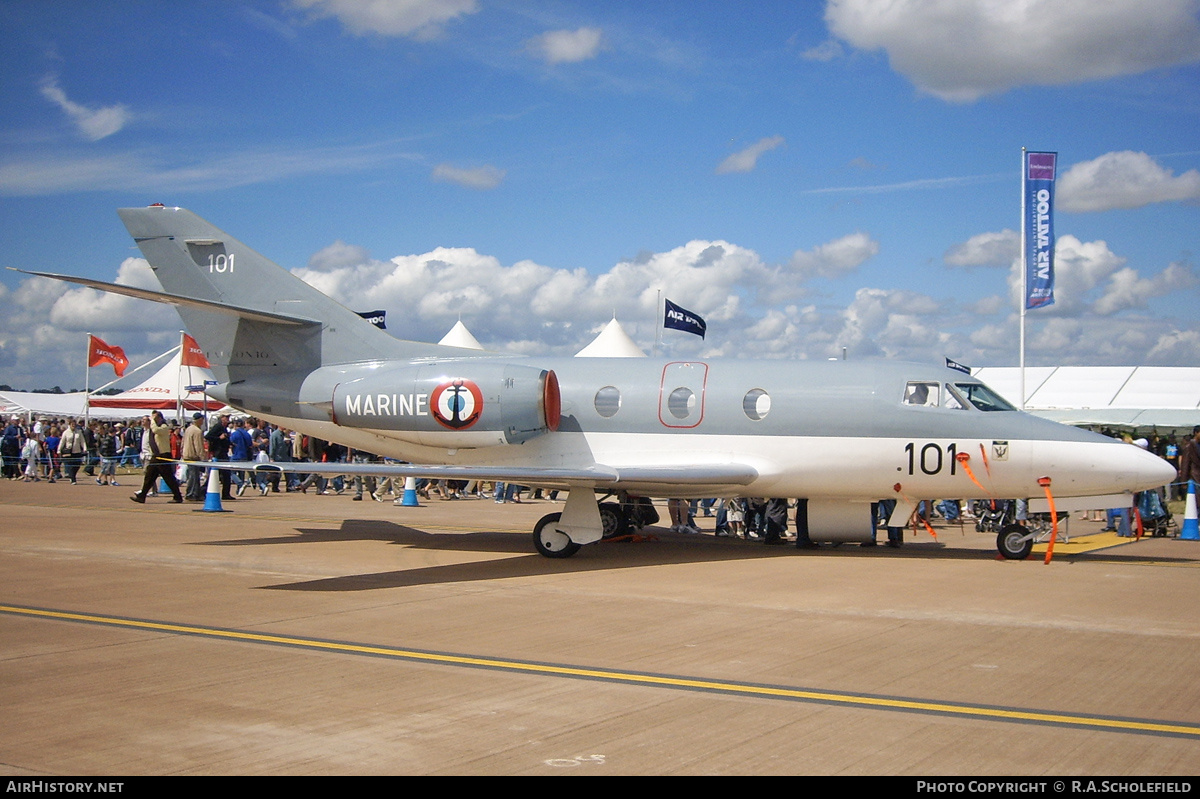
[531, 494, 659, 558]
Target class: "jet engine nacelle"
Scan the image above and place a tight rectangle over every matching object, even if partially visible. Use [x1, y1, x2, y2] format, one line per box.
[332, 362, 560, 448]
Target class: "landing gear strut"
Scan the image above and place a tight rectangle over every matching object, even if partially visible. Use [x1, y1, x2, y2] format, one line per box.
[531, 493, 659, 557]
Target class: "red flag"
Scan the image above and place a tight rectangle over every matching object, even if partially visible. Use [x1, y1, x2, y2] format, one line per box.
[180, 333, 211, 368]
[88, 335, 129, 377]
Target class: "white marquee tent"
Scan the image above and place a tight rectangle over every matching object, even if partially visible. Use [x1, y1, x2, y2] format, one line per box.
[972, 366, 1200, 430]
[0, 347, 220, 421]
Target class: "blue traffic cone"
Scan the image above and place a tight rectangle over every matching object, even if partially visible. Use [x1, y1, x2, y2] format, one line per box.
[1181, 480, 1199, 541]
[200, 468, 230, 513]
[399, 476, 421, 507]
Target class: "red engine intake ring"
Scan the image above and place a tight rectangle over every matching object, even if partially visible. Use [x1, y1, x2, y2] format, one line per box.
[543, 370, 561, 432]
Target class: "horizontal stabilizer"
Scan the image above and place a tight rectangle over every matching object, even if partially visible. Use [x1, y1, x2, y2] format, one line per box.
[9, 268, 318, 326]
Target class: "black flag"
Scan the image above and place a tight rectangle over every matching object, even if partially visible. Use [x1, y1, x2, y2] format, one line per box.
[664, 299, 706, 339]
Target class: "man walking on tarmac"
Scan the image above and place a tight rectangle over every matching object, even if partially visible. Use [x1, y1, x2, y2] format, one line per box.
[130, 411, 182, 504]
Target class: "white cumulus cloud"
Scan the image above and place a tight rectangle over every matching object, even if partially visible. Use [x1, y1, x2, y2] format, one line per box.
[1093, 261, 1198, 316]
[48, 258, 176, 331]
[944, 229, 1018, 268]
[1003, 235, 1197, 318]
[291, 0, 478, 39]
[789, 232, 879, 279]
[1058, 151, 1200, 212]
[825, 0, 1200, 101]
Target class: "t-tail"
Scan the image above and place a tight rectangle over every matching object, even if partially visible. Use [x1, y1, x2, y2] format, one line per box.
[117, 204, 444, 380]
[110, 204, 494, 419]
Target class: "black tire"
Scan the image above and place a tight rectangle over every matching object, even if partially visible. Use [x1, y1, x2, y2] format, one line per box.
[598, 502, 628, 539]
[997, 524, 1033, 560]
[532, 512, 580, 558]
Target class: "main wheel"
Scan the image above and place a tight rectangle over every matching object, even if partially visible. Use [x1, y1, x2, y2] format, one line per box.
[533, 512, 580, 558]
[598, 502, 628, 539]
[997, 524, 1033, 560]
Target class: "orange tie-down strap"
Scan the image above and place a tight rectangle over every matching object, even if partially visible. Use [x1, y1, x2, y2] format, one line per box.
[956, 448, 995, 498]
[1039, 476, 1058, 565]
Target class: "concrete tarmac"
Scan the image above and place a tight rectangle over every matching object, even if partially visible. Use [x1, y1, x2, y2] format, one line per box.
[2, 477, 1199, 775]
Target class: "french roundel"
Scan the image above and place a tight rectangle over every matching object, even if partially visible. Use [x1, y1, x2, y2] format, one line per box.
[430, 379, 484, 430]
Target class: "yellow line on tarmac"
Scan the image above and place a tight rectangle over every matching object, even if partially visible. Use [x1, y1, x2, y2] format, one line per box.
[4, 603, 1199, 740]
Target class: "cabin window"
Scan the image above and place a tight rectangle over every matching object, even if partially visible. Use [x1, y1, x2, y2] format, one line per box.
[742, 388, 771, 421]
[594, 386, 622, 418]
[667, 387, 695, 419]
[903, 381, 939, 407]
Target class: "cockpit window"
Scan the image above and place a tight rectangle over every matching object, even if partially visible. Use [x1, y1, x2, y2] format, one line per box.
[944, 384, 968, 410]
[953, 382, 1017, 412]
[903, 381, 939, 406]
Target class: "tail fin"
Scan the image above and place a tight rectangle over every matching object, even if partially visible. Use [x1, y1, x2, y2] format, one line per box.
[117, 205, 441, 384]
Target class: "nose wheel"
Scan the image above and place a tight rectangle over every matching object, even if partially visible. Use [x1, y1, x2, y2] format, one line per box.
[533, 512, 581, 558]
[997, 523, 1033, 560]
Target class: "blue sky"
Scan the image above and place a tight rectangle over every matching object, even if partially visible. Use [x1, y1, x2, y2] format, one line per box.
[2, 0, 1199, 389]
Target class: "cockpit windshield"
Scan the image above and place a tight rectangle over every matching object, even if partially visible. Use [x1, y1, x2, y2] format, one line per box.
[953, 382, 1017, 412]
[902, 380, 1018, 412]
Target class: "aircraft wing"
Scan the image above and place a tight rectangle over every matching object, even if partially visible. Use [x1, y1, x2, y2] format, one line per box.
[190, 460, 759, 489]
[8, 268, 318, 326]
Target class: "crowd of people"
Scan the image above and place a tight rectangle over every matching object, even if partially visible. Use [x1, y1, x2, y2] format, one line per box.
[1, 413, 145, 484]
[4, 412, 1198, 543]
[0, 410, 526, 507]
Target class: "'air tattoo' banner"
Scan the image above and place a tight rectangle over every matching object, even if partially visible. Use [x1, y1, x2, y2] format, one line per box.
[357, 310, 387, 329]
[664, 299, 706, 338]
[88, 334, 129, 377]
[1024, 151, 1057, 310]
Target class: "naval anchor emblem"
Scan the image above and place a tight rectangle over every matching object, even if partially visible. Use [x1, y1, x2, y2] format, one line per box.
[431, 379, 484, 430]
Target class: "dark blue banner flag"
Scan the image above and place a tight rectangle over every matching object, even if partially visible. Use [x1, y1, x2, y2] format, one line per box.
[664, 299, 706, 338]
[945, 357, 971, 375]
[357, 310, 387, 329]
[1023, 151, 1057, 310]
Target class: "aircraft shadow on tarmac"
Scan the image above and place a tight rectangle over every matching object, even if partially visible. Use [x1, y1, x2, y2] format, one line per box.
[192, 518, 1010, 592]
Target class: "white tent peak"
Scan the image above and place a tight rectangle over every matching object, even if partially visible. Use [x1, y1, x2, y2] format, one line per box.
[438, 320, 484, 350]
[576, 317, 646, 358]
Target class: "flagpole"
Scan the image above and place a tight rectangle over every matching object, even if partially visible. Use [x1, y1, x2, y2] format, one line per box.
[1019, 147, 1027, 410]
[178, 331, 185, 422]
[84, 333, 92, 426]
[654, 289, 662, 357]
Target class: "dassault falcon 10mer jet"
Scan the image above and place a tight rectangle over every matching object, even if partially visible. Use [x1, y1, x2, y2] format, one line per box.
[20, 205, 1175, 559]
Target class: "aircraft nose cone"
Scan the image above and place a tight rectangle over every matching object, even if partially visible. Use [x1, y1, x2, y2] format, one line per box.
[1133, 446, 1177, 492]
[1031, 436, 1175, 497]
